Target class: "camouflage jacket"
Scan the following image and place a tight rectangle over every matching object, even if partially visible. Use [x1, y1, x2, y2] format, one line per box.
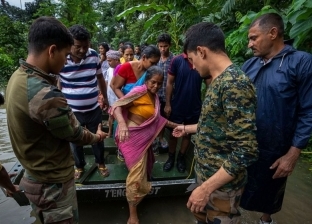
[6, 60, 98, 183]
[194, 64, 258, 192]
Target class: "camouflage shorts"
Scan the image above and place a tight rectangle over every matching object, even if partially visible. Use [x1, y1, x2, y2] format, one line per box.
[193, 177, 243, 224]
[20, 174, 78, 224]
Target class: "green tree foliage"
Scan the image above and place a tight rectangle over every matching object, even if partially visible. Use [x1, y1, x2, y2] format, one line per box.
[0, 0, 28, 21]
[35, 0, 101, 35]
[224, 0, 311, 65]
[95, 0, 128, 49]
[116, 1, 202, 53]
[0, 47, 15, 84]
[0, 14, 27, 85]
[287, 0, 312, 49]
[0, 0, 312, 85]
[225, 5, 280, 65]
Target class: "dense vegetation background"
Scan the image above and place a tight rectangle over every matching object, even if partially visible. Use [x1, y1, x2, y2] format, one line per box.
[0, 0, 312, 165]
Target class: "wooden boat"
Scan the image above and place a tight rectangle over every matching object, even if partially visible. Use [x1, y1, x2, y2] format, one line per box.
[4, 114, 196, 204]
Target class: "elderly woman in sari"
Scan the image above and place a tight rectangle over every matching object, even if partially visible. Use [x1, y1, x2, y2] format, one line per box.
[111, 45, 161, 160]
[110, 66, 178, 224]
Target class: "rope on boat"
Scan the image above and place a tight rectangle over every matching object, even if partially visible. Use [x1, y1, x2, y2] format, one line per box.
[186, 157, 195, 179]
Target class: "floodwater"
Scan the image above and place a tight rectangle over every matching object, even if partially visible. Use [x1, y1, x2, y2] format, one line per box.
[0, 104, 312, 224]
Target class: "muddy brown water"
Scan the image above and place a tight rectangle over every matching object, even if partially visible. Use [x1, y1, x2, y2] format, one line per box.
[0, 105, 311, 224]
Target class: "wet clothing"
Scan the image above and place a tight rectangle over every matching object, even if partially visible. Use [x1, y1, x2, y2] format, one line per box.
[110, 85, 166, 205]
[126, 149, 152, 206]
[20, 173, 78, 224]
[168, 54, 203, 119]
[193, 176, 243, 224]
[128, 94, 154, 119]
[194, 64, 258, 192]
[240, 45, 312, 214]
[6, 60, 98, 183]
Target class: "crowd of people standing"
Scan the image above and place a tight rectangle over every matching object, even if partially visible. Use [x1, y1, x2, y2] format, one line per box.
[1, 11, 312, 224]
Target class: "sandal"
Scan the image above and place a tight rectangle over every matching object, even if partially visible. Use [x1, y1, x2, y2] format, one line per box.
[98, 165, 110, 177]
[74, 168, 84, 179]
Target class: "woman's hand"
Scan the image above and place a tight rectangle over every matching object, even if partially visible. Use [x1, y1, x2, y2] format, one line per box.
[172, 125, 186, 138]
[118, 122, 129, 142]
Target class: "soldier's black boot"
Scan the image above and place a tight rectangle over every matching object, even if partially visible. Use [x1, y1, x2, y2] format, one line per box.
[163, 152, 175, 172]
[176, 152, 186, 173]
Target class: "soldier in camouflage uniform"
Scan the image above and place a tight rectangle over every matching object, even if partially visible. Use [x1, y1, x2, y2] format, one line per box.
[6, 17, 108, 224]
[173, 22, 258, 224]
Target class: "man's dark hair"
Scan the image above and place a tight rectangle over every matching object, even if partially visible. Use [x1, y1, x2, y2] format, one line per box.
[184, 22, 226, 54]
[28, 17, 73, 54]
[141, 45, 160, 59]
[157, 33, 171, 45]
[69, 25, 90, 41]
[250, 13, 284, 37]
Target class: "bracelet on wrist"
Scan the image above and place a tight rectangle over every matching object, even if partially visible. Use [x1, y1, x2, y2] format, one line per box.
[184, 125, 188, 135]
[98, 134, 102, 142]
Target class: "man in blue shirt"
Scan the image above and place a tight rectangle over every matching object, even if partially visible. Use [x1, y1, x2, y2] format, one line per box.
[240, 13, 312, 224]
[164, 53, 209, 173]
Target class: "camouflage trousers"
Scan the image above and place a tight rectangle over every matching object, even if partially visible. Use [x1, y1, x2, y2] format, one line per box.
[193, 177, 243, 224]
[20, 173, 78, 224]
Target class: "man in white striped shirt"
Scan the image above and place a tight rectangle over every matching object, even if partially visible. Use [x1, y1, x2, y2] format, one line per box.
[58, 24, 109, 179]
